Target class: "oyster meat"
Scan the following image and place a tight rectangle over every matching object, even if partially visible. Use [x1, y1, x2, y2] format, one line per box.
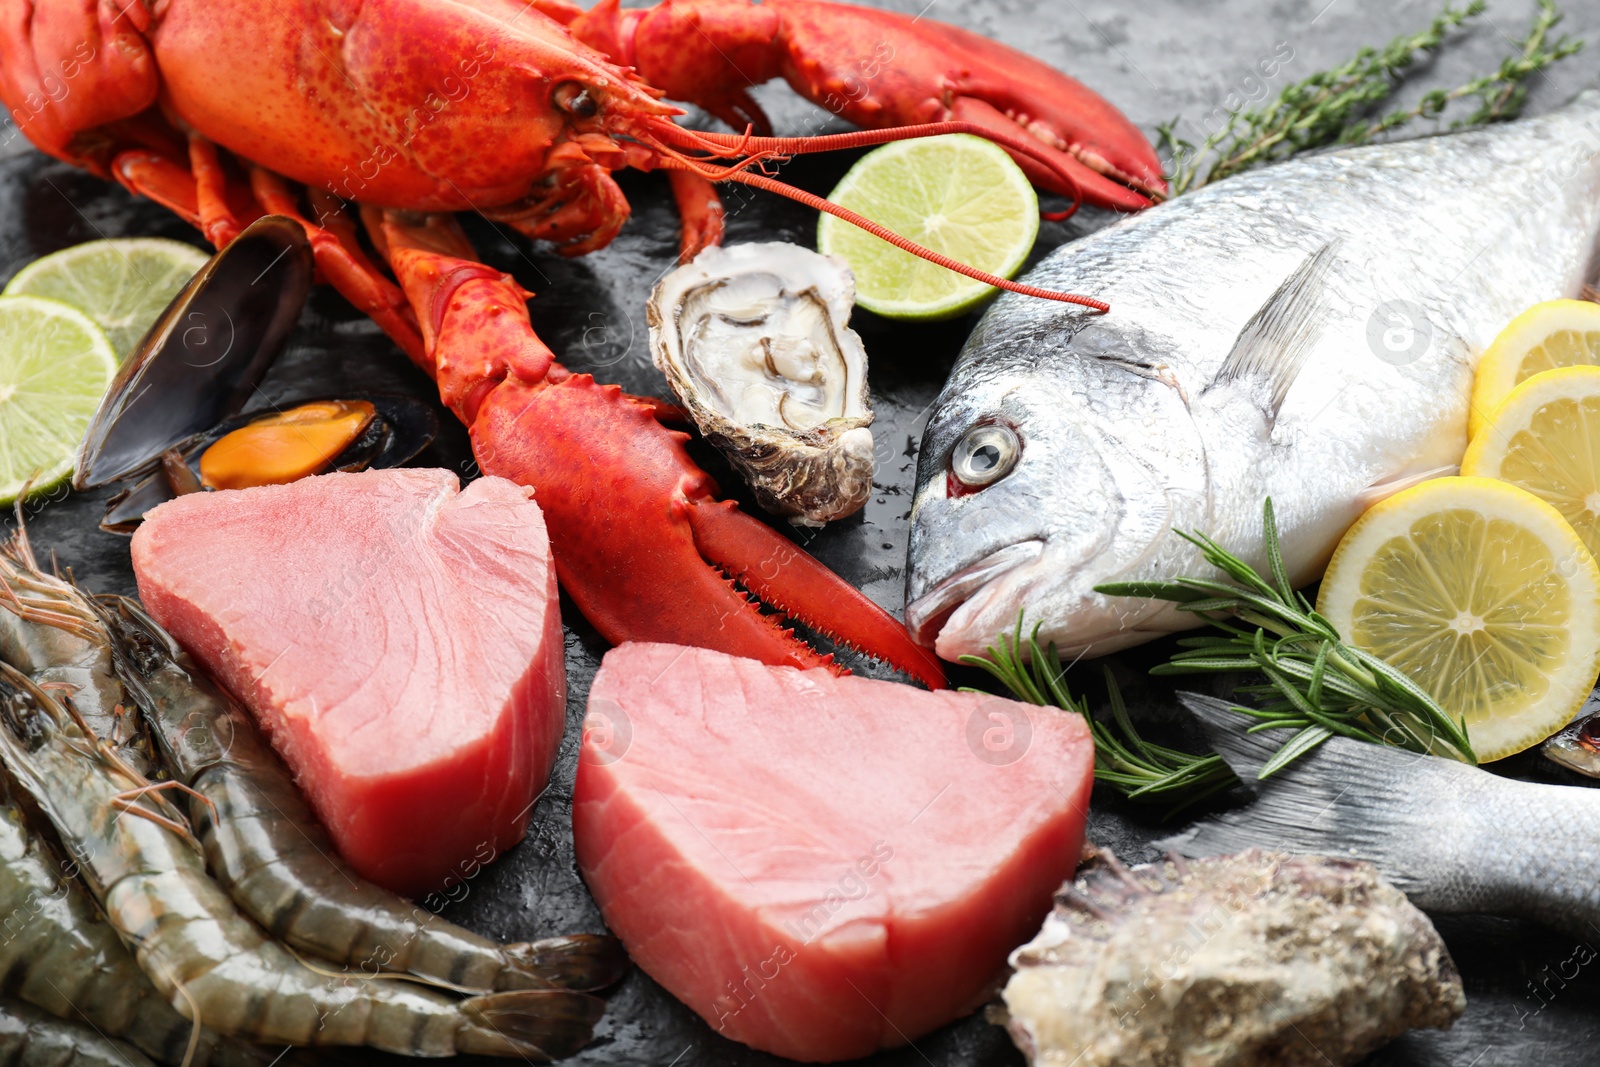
[1000, 848, 1464, 1067]
[648, 242, 874, 526]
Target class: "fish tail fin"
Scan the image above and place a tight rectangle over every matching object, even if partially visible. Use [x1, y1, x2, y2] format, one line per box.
[1156, 693, 1463, 902]
[459, 990, 606, 1060]
[502, 934, 630, 992]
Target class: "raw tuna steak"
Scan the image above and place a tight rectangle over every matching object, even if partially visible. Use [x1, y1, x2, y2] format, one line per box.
[132, 468, 565, 897]
[574, 642, 1094, 1061]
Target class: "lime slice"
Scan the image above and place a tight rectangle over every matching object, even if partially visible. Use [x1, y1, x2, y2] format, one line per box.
[0, 295, 119, 504]
[817, 133, 1039, 321]
[3, 238, 208, 360]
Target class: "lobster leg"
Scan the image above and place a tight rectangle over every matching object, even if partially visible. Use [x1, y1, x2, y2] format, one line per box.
[375, 209, 945, 689]
[481, 148, 634, 257]
[247, 169, 427, 366]
[186, 134, 245, 248]
[107, 136, 262, 246]
[666, 171, 725, 261]
[107, 150, 204, 230]
[308, 188, 397, 295]
[571, 0, 1165, 211]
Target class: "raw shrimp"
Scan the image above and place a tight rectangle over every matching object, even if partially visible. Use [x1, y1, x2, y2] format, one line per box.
[0, 795, 285, 1067]
[0, 662, 604, 1059]
[104, 597, 626, 995]
[0, 995, 158, 1067]
[0, 532, 150, 775]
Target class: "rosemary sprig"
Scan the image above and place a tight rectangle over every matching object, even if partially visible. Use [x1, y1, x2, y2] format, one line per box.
[1096, 498, 1478, 778]
[1159, 0, 1582, 195]
[961, 617, 1237, 813]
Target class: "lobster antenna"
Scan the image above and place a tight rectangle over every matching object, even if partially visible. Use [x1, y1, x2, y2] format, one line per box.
[650, 119, 1107, 215]
[648, 120, 1124, 312]
[702, 164, 1108, 312]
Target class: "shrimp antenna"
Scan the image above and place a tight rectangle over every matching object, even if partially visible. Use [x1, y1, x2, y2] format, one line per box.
[7, 488, 37, 571]
[145, 955, 203, 1067]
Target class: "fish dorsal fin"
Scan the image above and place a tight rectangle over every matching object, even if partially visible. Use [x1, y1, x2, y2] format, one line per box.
[1210, 241, 1339, 420]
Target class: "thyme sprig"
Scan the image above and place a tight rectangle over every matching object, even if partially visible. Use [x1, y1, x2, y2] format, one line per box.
[1159, 0, 1582, 195]
[1096, 499, 1477, 778]
[961, 618, 1237, 813]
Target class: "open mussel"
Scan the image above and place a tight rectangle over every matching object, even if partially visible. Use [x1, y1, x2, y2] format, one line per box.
[99, 395, 439, 533]
[648, 242, 875, 527]
[75, 216, 438, 533]
[75, 216, 313, 489]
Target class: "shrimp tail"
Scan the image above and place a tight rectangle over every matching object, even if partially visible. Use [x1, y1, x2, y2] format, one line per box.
[459, 989, 608, 1060]
[503, 933, 630, 992]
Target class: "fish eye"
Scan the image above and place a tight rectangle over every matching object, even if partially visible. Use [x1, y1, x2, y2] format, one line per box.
[553, 81, 599, 118]
[951, 423, 1019, 488]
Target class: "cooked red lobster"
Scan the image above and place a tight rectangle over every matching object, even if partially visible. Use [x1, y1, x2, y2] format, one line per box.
[0, 0, 1165, 688]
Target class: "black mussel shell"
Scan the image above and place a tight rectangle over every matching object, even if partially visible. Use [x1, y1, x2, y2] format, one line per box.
[100, 471, 177, 534]
[75, 216, 313, 489]
[322, 395, 440, 474]
[98, 395, 439, 534]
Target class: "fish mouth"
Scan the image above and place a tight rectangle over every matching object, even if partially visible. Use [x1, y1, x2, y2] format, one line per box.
[906, 540, 1045, 648]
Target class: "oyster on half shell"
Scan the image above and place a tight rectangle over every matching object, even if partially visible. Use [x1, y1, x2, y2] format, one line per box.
[648, 242, 874, 527]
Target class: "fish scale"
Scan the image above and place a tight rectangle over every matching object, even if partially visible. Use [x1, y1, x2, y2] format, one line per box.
[906, 92, 1600, 663]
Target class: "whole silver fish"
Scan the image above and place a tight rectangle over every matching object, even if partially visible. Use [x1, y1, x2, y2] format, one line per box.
[1166, 693, 1600, 945]
[905, 94, 1600, 661]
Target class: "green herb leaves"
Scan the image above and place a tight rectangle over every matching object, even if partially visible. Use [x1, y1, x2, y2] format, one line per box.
[961, 618, 1236, 813]
[1099, 499, 1477, 775]
[1159, 0, 1582, 195]
[965, 499, 1477, 814]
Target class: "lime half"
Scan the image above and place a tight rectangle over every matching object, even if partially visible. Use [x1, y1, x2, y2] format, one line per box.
[817, 134, 1039, 321]
[0, 295, 118, 504]
[3, 238, 208, 360]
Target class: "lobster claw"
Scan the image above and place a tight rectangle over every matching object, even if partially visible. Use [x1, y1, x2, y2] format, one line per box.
[381, 213, 943, 690]
[774, 0, 1166, 207]
[941, 95, 1162, 210]
[682, 497, 947, 689]
[574, 0, 1165, 211]
[470, 374, 946, 690]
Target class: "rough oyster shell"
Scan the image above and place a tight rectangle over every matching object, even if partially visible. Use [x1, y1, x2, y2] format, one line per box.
[999, 847, 1464, 1067]
[647, 242, 874, 527]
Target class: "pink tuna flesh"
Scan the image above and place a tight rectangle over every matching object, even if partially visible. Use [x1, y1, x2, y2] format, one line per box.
[132, 467, 565, 897]
[574, 642, 1094, 1061]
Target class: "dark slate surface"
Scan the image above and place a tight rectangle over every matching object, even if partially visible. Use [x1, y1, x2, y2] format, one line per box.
[3, 0, 1599, 1063]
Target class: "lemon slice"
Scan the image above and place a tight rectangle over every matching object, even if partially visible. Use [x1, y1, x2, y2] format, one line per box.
[1463, 364, 1600, 562]
[0, 295, 119, 504]
[1468, 299, 1600, 440]
[3, 238, 208, 360]
[1317, 476, 1600, 761]
[817, 133, 1039, 321]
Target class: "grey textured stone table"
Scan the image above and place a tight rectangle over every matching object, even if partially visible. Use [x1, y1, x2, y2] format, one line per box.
[2, 1, 1595, 1062]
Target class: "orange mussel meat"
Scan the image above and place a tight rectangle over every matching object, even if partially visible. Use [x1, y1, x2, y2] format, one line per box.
[199, 400, 377, 490]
